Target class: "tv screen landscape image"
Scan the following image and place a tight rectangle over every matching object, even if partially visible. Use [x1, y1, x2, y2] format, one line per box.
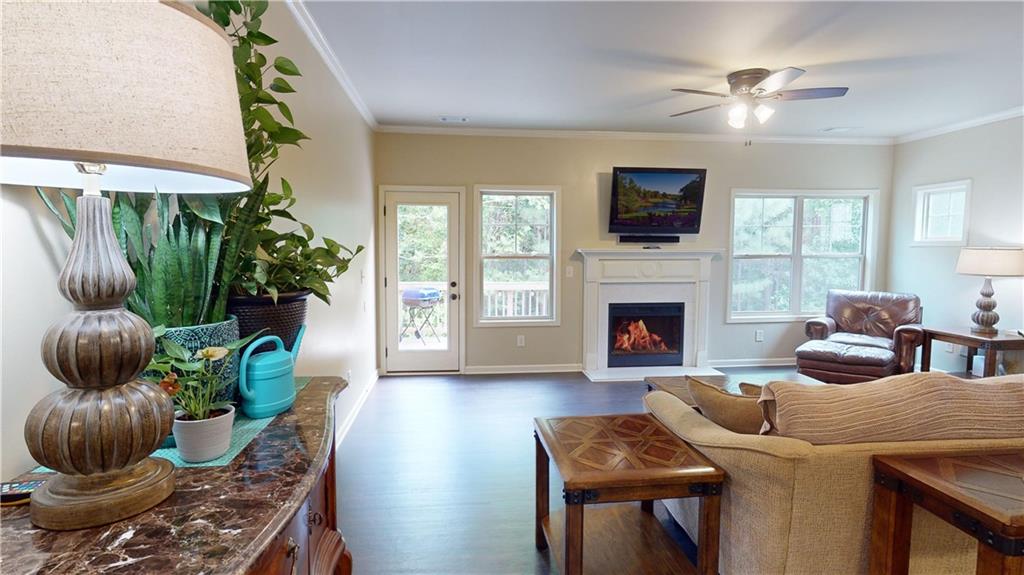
[610, 167, 707, 234]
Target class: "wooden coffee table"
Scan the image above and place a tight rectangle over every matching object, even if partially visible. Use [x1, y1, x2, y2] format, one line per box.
[534, 414, 725, 575]
[646, 370, 824, 405]
[870, 451, 1024, 575]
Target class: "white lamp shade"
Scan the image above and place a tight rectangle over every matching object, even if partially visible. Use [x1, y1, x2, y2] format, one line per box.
[955, 247, 1024, 277]
[0, 1, 250, 195]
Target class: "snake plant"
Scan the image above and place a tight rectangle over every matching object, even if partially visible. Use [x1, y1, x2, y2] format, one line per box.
[37, 189, 227, 327]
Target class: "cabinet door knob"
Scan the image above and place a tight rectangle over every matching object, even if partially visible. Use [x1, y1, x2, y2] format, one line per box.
[286, 537, 300, 575]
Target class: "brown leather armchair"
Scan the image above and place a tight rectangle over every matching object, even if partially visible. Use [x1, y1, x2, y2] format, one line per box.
[796, 289, 924, 384]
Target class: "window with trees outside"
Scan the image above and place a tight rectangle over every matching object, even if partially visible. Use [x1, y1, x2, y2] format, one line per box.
[477, 187, 558, 325]
[912, 180, 970, 246]
[730, 192, 869, 320]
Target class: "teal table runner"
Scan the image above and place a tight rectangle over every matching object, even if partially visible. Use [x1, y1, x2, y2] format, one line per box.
[34, 377, 311, 471]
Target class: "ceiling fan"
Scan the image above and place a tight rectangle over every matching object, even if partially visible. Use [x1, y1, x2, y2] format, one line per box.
[670, 67, 848, 129]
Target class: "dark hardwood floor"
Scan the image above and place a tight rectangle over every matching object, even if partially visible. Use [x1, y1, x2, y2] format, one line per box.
[336, 369, 774, 574]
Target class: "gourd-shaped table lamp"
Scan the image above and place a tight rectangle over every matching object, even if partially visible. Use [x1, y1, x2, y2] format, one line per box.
[1, 1, 250, 530]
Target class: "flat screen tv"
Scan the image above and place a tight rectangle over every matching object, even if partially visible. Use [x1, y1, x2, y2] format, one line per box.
[609, 167, 707, 235]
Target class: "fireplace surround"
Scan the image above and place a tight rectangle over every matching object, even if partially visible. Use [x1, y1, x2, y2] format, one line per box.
[577, 248, 720, 381]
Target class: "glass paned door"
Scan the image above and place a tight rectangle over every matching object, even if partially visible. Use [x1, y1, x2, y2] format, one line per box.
[384, 190, 461, 371]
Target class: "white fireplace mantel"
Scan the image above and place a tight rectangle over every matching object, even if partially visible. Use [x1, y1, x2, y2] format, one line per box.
[576, 248, 723, 382]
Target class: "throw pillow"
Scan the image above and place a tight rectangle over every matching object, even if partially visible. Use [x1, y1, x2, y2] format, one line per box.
[687, 377, 764, 435]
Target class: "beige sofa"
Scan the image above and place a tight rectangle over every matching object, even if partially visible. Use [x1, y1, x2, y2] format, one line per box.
[644, 376, 1024, 575]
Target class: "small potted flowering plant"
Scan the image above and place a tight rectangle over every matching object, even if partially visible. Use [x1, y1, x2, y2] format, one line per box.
[147, 327, 261, 463]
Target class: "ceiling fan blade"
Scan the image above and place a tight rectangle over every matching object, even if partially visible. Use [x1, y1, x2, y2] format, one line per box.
[753, 67, 805, 94]
[669, 103, 726, 118]
[671, 88, 730, 98]
[775, 87, 849, 100]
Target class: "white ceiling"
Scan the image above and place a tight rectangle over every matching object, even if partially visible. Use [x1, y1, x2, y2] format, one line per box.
[303, 1, 1024, 138]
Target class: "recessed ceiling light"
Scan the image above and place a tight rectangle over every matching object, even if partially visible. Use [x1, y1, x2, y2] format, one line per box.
[439, 116, 469, 124]
[819, 126, 860, 133]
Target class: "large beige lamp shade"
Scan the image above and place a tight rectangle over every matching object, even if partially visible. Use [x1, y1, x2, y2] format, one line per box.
[1, 0, 249, 192]
[955, 247, 1024, 335]
[1, 1, 250, 530]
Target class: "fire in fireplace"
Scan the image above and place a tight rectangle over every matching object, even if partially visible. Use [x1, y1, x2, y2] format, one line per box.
[608, 303, 684, 367]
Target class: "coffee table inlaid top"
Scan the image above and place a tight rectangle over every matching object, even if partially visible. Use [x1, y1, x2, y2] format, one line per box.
[534, 414, 723, 490]
[874, 451, 1024, 536]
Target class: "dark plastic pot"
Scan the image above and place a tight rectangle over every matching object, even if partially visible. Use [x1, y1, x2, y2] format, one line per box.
[227, 289, 311, 354]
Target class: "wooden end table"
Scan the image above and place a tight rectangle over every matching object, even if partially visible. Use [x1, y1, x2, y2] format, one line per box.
[870, 452, 1024, 575]
[921, 326, 1024, 378]
[534, 413, 725, 575]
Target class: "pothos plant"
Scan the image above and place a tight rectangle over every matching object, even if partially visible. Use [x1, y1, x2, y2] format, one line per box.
[147, 326, 262, 421]
[202, 0, 363, 311]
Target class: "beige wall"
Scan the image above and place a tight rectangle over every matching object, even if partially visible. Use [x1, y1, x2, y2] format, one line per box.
[375, 133, 894, 369]
[261, 5, 377, 436]
[0, 4, 377, 479]
[888, 117, 1024, 372]
[0, 185, 72, 479]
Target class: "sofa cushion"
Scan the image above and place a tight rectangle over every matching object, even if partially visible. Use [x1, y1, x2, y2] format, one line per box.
[758, 372, 1024, 444]
[826, 332, 894, 350]
[687, 377, 763, 435]
[795, 339, 895, 367]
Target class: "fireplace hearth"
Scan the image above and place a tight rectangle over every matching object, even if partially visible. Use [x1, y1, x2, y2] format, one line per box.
[607, 303, 684, 367]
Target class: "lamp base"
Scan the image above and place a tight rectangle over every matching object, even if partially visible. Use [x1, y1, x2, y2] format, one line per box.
[970, 276, 1000, 336]
[29, 457, 175, 531]
[970, 325, 999, 336]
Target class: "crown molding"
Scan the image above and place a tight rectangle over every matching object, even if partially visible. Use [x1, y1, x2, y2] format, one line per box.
[895, 106, 1023, 144]
[284, 0, 378, 129]
[374, 124, 894, 146]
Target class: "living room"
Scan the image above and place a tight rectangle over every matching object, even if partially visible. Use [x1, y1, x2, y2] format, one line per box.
[1, 1, 1022, 574]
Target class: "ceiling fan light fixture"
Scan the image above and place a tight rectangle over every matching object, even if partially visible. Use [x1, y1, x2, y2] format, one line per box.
[754, 103, 775, 124]
[728, 103, 747, 129]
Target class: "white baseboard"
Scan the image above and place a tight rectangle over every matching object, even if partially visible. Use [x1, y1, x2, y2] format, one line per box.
[462, 363, 583, 375]
[335, 373, 379, 444]
[706, 357, 797, 368]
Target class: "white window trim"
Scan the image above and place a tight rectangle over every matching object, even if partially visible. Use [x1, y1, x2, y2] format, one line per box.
[473, 185, 561, 328]
[726, 188, 880, 323]
[911, 179, 971, 247]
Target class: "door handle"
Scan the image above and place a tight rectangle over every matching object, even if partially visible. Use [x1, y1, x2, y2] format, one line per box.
[450, 293, 458, 301]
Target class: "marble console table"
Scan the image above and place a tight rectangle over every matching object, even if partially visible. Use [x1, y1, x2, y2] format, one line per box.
[1, 377, 350, 574]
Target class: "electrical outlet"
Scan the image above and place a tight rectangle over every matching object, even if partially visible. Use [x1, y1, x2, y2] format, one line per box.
[945, 343, 956, 354]
[516, 335, 526, 347]
[754, 329, 765, 342]
[565, 266, 574, 278]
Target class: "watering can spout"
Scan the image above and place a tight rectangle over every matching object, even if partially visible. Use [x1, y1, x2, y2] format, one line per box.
[291, 324, 306, 362]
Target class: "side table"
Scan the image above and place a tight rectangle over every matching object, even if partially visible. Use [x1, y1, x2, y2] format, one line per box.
[870, 452, 1023, 575]
[920, 326, 1024, 378]
[534, 413, 725, 575]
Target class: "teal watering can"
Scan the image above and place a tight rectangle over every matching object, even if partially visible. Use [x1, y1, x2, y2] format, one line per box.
[238, 325, 305, 419]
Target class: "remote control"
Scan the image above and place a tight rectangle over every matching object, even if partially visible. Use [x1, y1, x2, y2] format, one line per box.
[1, 480, 44, 506]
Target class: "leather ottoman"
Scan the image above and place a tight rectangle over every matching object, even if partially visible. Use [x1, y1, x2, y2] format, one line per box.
[795, 339, 896, 384]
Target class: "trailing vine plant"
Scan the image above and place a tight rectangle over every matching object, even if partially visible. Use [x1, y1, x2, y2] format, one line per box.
[203, 0, 363, 316]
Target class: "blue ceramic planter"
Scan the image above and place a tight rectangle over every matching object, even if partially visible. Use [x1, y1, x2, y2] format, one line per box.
[159, 316, 241, 403]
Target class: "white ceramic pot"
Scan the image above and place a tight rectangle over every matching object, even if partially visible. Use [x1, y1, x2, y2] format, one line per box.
[172, 404, 235, 463]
